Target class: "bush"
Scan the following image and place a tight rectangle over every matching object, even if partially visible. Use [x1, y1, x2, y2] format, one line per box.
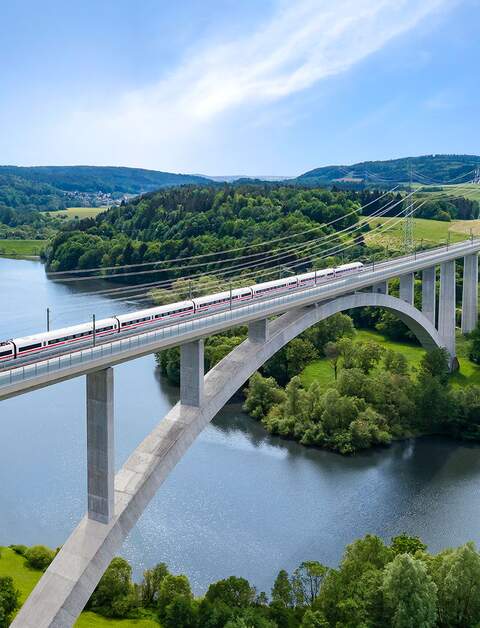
[10, 545, 27, 556]
[24, 545, 55, 571]
[0, 576, 19, 628]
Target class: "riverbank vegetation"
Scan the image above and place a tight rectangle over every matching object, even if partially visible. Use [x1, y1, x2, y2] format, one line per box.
[4, 533, 480, 627]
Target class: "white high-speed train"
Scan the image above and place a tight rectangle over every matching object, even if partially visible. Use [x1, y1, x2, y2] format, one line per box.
[0, 262, 364, 364]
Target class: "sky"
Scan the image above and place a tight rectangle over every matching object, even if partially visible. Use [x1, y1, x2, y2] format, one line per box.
[0, 0, 479, 176]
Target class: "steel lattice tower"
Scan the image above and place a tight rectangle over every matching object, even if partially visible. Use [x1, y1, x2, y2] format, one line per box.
[403, 163, 414, 252]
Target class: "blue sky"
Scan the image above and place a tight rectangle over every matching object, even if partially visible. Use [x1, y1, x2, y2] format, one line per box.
[0, 0, 478, 175]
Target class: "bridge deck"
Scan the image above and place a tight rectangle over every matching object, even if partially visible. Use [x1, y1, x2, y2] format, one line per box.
[1, 239, 478, 400]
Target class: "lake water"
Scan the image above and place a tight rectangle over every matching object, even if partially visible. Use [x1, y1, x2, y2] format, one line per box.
[1, 257, 480, 594]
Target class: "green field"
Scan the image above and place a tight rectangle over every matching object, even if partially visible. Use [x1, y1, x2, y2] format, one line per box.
[0, 547, 159, 627]
[300, 329, 480, 389]
[55, 206, 108, 219]
[417, 183, 480, 203]
[364, 216, 479, 250]
[0, 239, 47, 257]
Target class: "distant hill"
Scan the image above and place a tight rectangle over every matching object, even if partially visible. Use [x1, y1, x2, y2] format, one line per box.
[297, 154, 480, 185]
[0, 165, 210, 214]
[0, 165, 209, 194]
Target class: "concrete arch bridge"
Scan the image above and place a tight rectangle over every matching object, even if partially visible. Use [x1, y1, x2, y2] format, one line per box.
[7, 242, 479, 627]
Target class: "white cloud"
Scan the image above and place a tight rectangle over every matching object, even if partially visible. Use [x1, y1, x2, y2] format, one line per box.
[57, 0, 452, 170]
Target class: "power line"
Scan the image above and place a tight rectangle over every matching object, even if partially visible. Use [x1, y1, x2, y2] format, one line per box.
[46, 187, 399, 278]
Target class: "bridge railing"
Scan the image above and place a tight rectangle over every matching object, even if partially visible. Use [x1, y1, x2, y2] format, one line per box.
[1, 238, 478, 392]
[0, 286, 320, 389]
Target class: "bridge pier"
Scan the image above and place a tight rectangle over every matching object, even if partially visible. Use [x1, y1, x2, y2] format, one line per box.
[462, 253, 478, 334]
[399, 273, 414, 304]
[372, 281, 388, 295]
[421, 267, 436, 325]
[180, 340, 204, 407]
[438, 260, 456, 361]
[248, 318, 269, 343]
[86, 368, 114, 524]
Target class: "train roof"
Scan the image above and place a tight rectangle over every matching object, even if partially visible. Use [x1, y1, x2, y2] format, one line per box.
[193, 287, 251, 305]
[12, 317, 118, 345]
[116, 301, 194, 321]
[336, 262, 363, 271]
[252, 276, 297, 291]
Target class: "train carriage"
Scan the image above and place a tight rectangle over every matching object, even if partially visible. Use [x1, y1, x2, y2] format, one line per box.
[0, 261, 364, 365]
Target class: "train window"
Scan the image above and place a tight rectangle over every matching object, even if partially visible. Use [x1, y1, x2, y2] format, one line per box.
[20, 342, 42, 352]
[0, 349, 12, 357]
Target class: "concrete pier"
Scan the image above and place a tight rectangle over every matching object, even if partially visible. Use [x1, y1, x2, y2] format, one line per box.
[372, 281, 388, 295]
[399, 273, 414, 304]
[248, 319, 269, 343]
[421, 267, 436, 325]
[180, 340, 204, 407]
[462, 254, 478, 334]
[86, 368, 114, 524]
[438, 260, 456, 359]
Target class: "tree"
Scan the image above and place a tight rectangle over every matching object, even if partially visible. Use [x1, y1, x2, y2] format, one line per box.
[420, 347, 450, 384]
[285, 339, 318, 380]
[205, 576, 256, 608]
[337, 338, 358, 369]
[24, 545, 55, 571]
[382, 554, 437, 628]
[271, 569, 293, 608]
[243, 373, 286, 420]
[0, 577, 19, 628]
[300, 609, 329, 627]
[141, 562, 169, 607]
[291, 561, 328, 607]
[324, 342, 341, 380]
[384, 349, 409, 375]
[163, 594, 198, 628]
[355, 341, 384, 374]
[468, 322, 480, 364]
[89, 557, 133, 617]
[430, 542, 480, 627]
[158, 574, 193, 617]
[449, 386, 480, 439]
[391, 533, 427, 556]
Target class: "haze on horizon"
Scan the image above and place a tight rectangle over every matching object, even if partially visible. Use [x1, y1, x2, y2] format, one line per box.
[0, 0, 478, 176]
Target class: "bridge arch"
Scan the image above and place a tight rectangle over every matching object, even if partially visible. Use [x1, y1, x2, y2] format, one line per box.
[13, 293, 446, 627]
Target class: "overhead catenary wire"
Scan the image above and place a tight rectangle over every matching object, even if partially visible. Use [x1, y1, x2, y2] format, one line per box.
[46, 186, 401, 278]
[1, 195, 450, 338]
[62, 198, 427, 311]
[46, 189, 415, 302]
[48, 188, 415, 285]
[48, 173, 477, 303]
[3, 172, 474, 335]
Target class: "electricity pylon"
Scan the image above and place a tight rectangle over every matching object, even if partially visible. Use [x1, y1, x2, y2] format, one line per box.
[403, 163, 414, 253]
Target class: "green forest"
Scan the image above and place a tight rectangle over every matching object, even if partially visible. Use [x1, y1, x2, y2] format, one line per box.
[44, 184, 377, 273]
[4, 534, 480, 627]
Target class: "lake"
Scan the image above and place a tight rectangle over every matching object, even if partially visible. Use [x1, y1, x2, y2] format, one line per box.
[1, 256, 480, 594]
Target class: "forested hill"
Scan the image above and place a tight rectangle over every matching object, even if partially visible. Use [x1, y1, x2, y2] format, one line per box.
[0, 165, 208, 194]
[297, 154, 480, 185]
[46, 185, 364, 272]
[0, 166, 210, 214]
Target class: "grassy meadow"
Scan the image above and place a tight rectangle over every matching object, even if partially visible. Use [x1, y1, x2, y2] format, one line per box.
[55, 206, 108, 219]
[300, 328, 480, 389]
[0, 239, 47, 257]
[363, 216, 480, 250]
